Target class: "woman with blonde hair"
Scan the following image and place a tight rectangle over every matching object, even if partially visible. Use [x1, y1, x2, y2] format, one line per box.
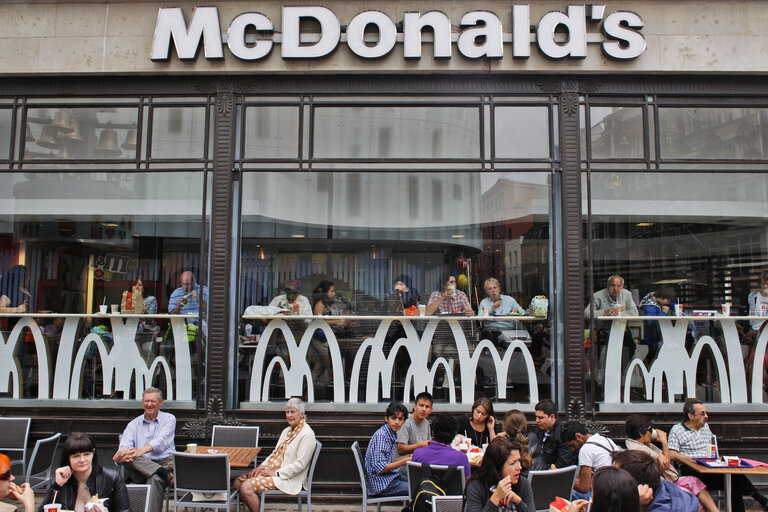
[500, 409, 533, 476]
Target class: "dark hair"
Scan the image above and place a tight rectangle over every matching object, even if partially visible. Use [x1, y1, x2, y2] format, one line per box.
[468, 397, 494, 424]
[414, 391, 433, 406]
[655, 286, 676, 302]
[431, 414, 458, 444]
[612, 450, 661, 492]
[534, 399, 557, 417]
[313, 280, 335, 306]
[60, 433, 99, 469]
[501, 410, 533, 470]
[683, 399, 703, 421]
[385, 401, 408, 418]
[591, 466, 641, 512]
[469, 437, 522, 489]
[560, 421, 588, 443]
[625, 414, 652, 440]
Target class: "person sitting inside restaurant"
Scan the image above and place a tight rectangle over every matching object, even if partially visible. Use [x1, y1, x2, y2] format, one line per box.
[624, 414, 717, 512]
[364, 401, 411, 497]
[457, 397, 498, 448]
[113, 387, 175, 512]
[397, 391, 433, 455]
[465, 438, 535, 512]
[44, 433, 130, 512]
[235, 398, 316, 512]
[168, 270, 206, 321]
[638, 286, 676, 363]
[562, 420, 622, 501]
[613, 449, 699, 512]
[668, 399, 768, 512]
[412, 413, 471, 479]
[0, 453, 34, 512]
[748, 270, 768, 333]
[478, 277, 525, 345]
[385, 274, 422, 314]
[269, 279, 312, 316]
[425, 275, 474, 316]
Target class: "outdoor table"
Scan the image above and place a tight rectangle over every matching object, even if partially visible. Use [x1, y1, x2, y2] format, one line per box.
[193, 446, 262, 468]
[677, 457, 768, 512]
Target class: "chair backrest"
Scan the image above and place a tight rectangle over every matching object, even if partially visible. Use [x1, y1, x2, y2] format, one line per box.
[406, 461, 465, 500]
[304, 440, 322, 494]
[211, 426, 260, 447]
[0, 418, 31, 472]
[432, 496, 464, 512]
[528, 465, 578, 511]
[173, 453, 231, 492]
[350, 441, 370, 500]
[25, 433, 61, 489]
[126, 484, 151, 512]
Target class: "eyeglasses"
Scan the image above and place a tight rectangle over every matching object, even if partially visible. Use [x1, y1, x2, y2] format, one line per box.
[0, 468, 12, 481]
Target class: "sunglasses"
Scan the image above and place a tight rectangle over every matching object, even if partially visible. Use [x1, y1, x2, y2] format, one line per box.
[0, 468, 11, 481]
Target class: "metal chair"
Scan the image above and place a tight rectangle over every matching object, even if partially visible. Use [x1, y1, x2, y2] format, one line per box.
[432, 495, 464, 512]
[0, 417, 31, 476]
[24, 432, 61, 490]
[126, 484, 151, 512]
[260, 440, 322, 512]
[171, 452, 239, 512]
[527, 465, 578, 512]
[350, 441, 409, 512]
[211, 425, 260, 448]
[406, 461, 466, 500]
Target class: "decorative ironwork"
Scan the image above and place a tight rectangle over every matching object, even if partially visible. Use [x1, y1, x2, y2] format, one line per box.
[181, 395, 243, 440]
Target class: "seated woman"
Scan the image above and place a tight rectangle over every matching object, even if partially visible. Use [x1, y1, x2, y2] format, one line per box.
[39, 433, 129, 512]
[568, 466, 641, 512]
[457, 397, 498, 448]
[1, 452, 35, 512]
[624, 414, 718, 512]
[500, 410, 534, 478]
[465, 437, 535, 512]
[235, 398, 317, 512]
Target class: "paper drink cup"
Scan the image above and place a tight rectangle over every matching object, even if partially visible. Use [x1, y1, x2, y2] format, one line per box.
[724, 456, 739, 466]
[98, 305, 108, 314]
[721, 303, 731, 316]
[674, 304, 683, 316]
[44, 505, 61, 512]
[110, 304, 119, 314]
[186, 443, 197, 453]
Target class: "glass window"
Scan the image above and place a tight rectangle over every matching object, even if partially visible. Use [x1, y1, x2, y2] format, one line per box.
[0, 109, 12, 161]
[243, 106, 300, 159]
[659, 107, 768, 160]
[589, 106, 645, 159]
[237, 170, 552, 404]
[312, 106, 481, 159]
[151, 106, 207, 159]
[494, 106, 550, 159]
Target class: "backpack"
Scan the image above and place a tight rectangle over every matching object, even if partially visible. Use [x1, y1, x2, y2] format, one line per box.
[402, 463, 456, 512]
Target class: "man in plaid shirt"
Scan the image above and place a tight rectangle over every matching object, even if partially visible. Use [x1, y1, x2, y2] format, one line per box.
[669, 399, 768, 512]
[364, 401, 412, 497]
[425, 275, 474, 316]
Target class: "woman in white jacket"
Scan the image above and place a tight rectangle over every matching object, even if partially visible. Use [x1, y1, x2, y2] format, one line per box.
[235, 398, 316, 512]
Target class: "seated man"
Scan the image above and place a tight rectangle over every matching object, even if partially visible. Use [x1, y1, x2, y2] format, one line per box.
[113, 387, 175, 512]
[397, 392, 433, 455]
[531, 399, 576, 470]
[412, 413, 471, 479]
[562, 420, 621, 501]
[669, 400, 768, 512]
[365, 401, 412, 497]
[478, 277, 525, 345]
[425, 275, 473, 316]
[268, 279, 312, 316]
[613, 449, 698, 512]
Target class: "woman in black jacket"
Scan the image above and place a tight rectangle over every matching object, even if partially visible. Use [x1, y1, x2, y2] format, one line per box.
[465, 437, 535, 512]
[40, 433, 129, 512]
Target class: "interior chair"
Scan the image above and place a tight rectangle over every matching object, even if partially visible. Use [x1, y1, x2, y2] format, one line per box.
[527, 465, 578, 512]
[406, 461, 466, 500]
[350, 441, 408, 512]
[24, 433, 61, 490]
[0, 417, 31, 476]
[126, 484, 151, 512]
[171, 452, 239, 512]
[432, 495, 464, 512]
[260, 440, 322, 512]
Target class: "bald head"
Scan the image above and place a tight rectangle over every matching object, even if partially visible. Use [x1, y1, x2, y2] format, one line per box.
[180, 271, 196, 293]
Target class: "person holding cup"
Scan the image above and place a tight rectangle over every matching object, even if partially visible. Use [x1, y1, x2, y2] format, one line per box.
[40, 433, 129, 512]
[425, 275, 473, 316]
[1, 452, 35, 512]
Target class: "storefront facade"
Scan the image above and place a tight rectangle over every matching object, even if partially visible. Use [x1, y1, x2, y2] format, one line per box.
[2, 0, 768, 489]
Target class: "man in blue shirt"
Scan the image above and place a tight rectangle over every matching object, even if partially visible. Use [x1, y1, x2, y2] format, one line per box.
[478, 278, 524, 345]
[168, 270, 207, 322]
[365, 401, 411, 497]
[113, 387, 176, 512]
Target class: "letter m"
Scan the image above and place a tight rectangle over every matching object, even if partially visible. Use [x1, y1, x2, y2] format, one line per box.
[151, 7, 224, 61]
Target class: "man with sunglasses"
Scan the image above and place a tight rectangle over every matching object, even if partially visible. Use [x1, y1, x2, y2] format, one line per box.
[0, 453, 35, 512]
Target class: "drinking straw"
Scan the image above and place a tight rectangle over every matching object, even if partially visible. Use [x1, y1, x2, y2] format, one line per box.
[52, 490, 58, 504]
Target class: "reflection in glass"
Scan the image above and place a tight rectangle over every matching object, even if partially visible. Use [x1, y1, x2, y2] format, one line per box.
[494, 106, 550, 159]
[151, 106, 206, 159]
[313, 106, 480, 159]
[244, 106, 299, 159]
[0, 109, 12, 161]
[589, 106, 644, 159]
[659, 107, 768, 159]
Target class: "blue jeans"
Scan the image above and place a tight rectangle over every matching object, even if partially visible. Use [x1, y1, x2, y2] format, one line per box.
[374, 473, 408, 497]
[571, 489, 592, 501]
